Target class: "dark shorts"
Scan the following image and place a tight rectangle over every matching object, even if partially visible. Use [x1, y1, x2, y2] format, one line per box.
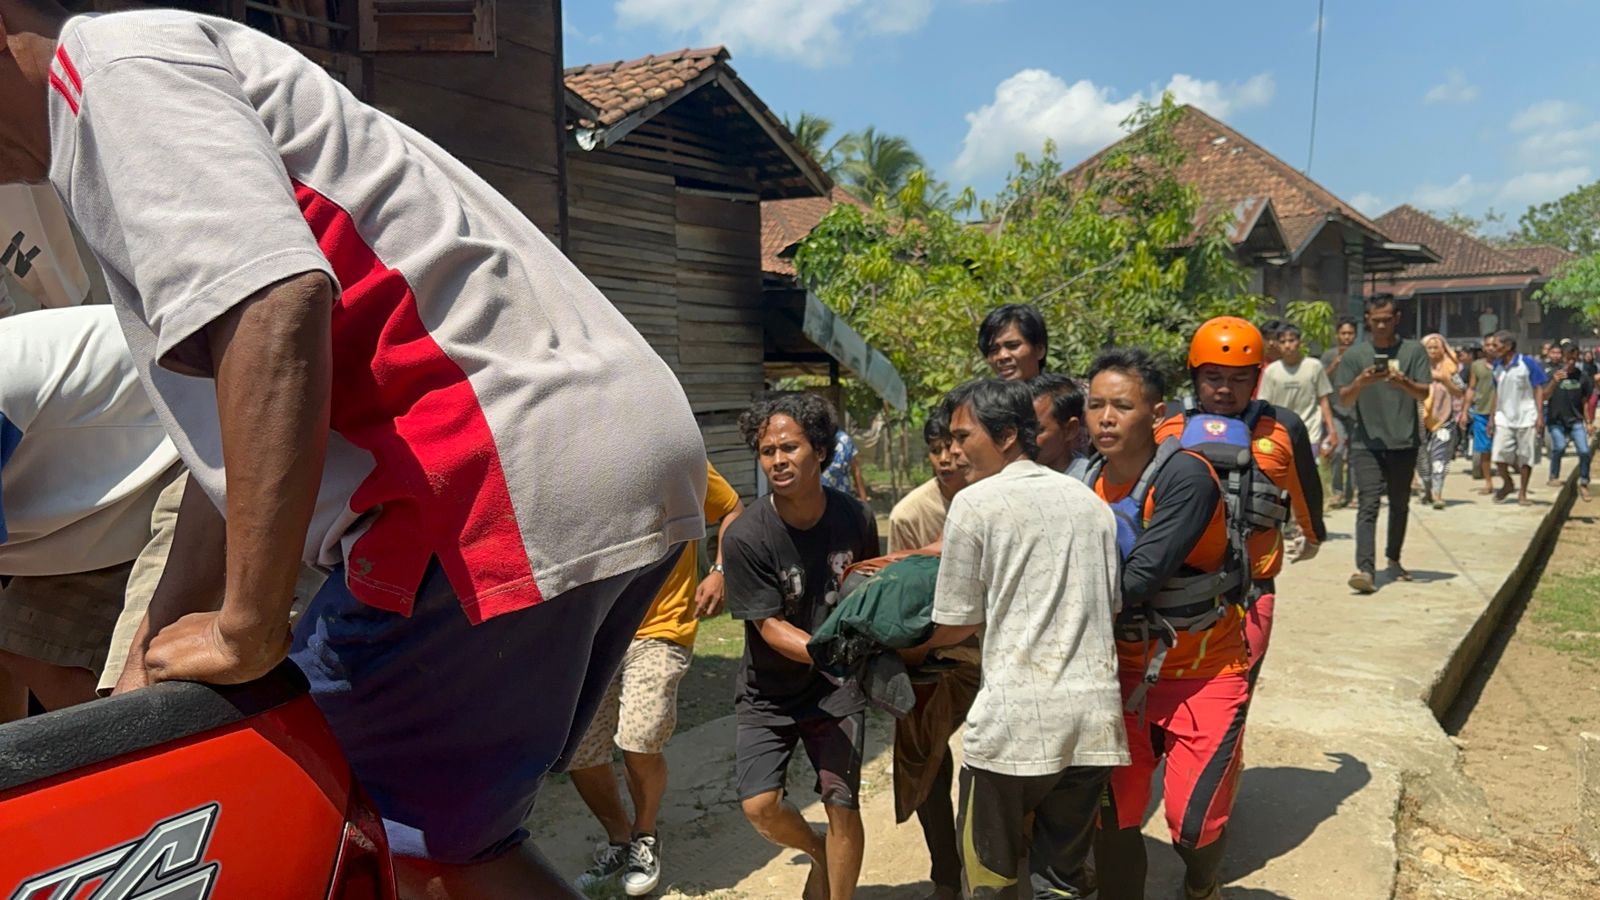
[735, 711, 866, 809]
[290, 551, 679, 864]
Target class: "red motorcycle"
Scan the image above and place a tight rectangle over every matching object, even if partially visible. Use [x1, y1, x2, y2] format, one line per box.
[0, 663, 396, 899]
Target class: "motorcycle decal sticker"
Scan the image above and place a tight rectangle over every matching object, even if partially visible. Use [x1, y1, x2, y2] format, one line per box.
[9, 803, 221, 900]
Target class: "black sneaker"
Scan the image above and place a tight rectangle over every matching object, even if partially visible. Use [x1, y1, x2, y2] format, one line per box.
[622, 833, 661, 896]
[575, 841, 629, 891]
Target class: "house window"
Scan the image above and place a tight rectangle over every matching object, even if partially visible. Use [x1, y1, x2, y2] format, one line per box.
[358, 0, 495, 53]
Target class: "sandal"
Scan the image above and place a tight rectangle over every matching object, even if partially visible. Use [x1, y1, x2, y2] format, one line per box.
[1386, 559, 1413, 582]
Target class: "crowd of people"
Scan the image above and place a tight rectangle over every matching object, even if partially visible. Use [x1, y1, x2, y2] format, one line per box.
[0, 4, 1593, 900]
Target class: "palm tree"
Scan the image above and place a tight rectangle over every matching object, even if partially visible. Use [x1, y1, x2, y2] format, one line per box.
[783, 112, 840, 174]
[833, 127, 927, 203]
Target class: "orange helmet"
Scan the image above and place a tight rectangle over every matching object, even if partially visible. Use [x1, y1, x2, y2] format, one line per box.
[1188, 316, 1264, 369]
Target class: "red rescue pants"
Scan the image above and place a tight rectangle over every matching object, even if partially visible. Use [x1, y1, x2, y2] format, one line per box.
[1103, 670, 1251, 849]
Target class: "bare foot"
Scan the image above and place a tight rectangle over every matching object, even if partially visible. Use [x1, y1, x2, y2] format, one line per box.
[1494, 482, 1515, 502]
[1582, 484, 1591, 502]
[1547, 478, 1564, 487]
[803, 834, 830, 900]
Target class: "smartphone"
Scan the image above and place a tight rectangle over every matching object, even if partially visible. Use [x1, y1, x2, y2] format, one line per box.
[1371, 350, 1391, 375]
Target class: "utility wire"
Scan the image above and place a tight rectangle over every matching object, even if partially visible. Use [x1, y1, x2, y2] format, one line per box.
[1307, 0, 1325, 174]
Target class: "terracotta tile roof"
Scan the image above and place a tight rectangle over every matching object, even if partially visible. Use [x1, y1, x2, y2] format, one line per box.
[761, 187, 869, 276]
[1066, 105, 1382, 256]
[564, 47, 727, 128]
[1500, 244, 1577, 278]
[1374, 205, 1537, 279]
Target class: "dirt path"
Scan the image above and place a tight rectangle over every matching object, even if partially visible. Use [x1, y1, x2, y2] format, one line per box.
[1395, 503, 1600, 897]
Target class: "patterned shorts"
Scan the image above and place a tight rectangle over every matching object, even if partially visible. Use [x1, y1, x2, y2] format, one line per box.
[568, 636, 694, 769]
[0, 562, 134, 672]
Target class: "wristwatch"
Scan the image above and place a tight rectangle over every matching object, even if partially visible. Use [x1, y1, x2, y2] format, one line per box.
[709, 563, 725, 574]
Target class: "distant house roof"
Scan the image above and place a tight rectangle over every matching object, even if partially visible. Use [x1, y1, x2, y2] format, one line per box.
[1065, 106, 1421, 266]
[1501, 244, 1577, 278]
[1369, 206, 1576, 298]
[1374, 205, 1535, 279]
[564, 47, 829, 200]
[760, 187, 869, 276]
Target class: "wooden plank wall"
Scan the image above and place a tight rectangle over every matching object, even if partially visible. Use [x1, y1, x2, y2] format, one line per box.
[565, 100, 769, 497]
[369, 1, 566, 244]
[676, 191, 764, 496]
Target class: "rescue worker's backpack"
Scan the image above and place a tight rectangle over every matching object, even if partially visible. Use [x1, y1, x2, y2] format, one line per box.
[1078, 412, 1290, 710]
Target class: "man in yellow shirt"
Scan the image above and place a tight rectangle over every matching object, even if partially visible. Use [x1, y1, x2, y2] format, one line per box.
[569, 462, 745, 896]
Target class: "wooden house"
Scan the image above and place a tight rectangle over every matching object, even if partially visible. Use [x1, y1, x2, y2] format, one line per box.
[1369, 206, 1580, 343]
[1066, 106, 1438, 319]
[563, 49, 902, 494]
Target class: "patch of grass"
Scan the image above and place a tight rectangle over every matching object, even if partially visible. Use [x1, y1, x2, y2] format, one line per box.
[1528, 571, 1600, 660]
[693, 612, 745, 661]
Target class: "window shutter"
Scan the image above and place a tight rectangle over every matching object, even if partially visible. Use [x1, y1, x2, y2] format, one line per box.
[358, 0, 495, 53]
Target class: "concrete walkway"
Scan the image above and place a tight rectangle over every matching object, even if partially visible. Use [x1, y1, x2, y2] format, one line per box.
[533, 473, 1569, 899]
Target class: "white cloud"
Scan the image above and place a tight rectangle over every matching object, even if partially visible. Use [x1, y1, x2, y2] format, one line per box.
[1516, 120, 1600, 168]
[1503, 101, 1600, 171]
[1349, 191, 1384, 216]
[950, 69, 1276, 179]
[1495, 166, 1593, 209]
[563, 20, 605, 45]
[1510, 100, 1582, 132]
[1422, 69, 1477, 105]
[861, 0, 936, 34]
[614, 0, 932, 64]
[1411, 175, 1480, 209]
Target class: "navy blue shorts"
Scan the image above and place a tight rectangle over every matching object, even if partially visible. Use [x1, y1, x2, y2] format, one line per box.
[290, 551, 679, 864]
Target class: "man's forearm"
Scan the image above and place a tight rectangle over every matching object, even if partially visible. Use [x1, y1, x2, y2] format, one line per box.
[924, 622, 978, 648]
[1338, 382, 1363, 408]
[116, 476, 228, 690]
[755, 617, 815, 665]
[206, 272, 333, 642]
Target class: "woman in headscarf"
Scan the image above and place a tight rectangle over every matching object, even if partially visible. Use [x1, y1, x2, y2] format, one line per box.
[1418, 333, 1467, 509]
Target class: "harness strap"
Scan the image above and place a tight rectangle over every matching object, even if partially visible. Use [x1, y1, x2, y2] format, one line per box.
[1124, 616, 1178, 723]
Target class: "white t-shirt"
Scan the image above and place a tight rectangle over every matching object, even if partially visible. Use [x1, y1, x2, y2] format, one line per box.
[1258, 357, 1333, 446]
[0, 182, 92, 315]
[47, 12, 707, 622]
[1494, 354, 1549, 429]
[932, 459, 1129, 776]
[0, 306, 179, 575]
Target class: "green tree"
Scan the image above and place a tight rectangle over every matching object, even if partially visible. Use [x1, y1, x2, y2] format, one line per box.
[1537, 253, 1600, 329]
[1514, 181, 1600, 254]
[1432, 207, 1506, 242]
[1284, 300, 1335, 351]
[832, 127, 931, 204]
[782, 111, 840, 173]
[794, 96, 1260, 407]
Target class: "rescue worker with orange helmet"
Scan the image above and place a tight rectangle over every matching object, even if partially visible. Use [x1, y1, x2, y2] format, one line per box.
[1090, 318, 1321, 900]
[1161, 317, 1324, 666]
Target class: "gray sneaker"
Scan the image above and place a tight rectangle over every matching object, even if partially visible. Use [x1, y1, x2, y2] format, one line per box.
[622, 834, 661, 896]
[575, 841, 629, 891]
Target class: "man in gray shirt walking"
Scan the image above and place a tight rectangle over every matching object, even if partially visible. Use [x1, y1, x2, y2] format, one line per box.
[911, 378, 1127, 899]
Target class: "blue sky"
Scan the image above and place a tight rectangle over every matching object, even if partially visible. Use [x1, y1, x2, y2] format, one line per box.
[564, 0, 1600, 232]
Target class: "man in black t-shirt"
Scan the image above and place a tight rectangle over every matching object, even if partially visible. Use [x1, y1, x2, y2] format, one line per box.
[724, 392, 879, 900]
[1546, 341, 1594, 501]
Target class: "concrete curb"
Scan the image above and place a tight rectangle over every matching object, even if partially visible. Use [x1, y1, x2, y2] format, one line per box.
[1579, 732, 1600, 865]
[1424, 472, 1579, 720]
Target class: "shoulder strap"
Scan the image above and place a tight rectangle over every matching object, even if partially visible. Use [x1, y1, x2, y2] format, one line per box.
[1131, 438, 1183, 511]
[1077, 453, 1105, 488]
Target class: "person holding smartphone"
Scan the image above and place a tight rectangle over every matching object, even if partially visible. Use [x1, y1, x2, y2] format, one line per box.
[1332, 295, 1432, 594]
